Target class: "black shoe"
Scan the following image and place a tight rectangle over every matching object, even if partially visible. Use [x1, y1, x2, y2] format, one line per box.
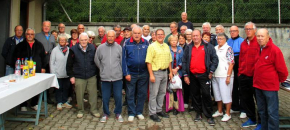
[122, 101, 127, 106]
[207, 118, 215, 126]
[194, 113, 202, 122]
[47, 98, 55, 104]
[173, 109, 179, 115]
[157, 111, 169, 118]
[150, 114, 161, 122]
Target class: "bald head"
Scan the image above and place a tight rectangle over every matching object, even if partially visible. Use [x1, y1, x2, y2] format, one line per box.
[230, 25, 239, 38]
[133, 26, 142, 43]
[257, 28, 270, 47]
[181, 12, 188, 22]
[77, 24, 85, 34]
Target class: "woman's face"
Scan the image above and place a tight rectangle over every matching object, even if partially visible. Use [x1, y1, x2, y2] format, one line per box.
[170, 37, 178, 47]
[217, 36, 226, 46]
[72, 33, 78, 40]
[178, 36, 186, 45]
[89, 36, 95, 44]
[151, 33, 156, 42]
[202, 34, 211, 43]
[186, 32, 192, 41]
[58, 37, 66, 46]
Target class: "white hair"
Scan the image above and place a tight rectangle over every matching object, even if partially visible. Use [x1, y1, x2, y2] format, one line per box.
[202, 22, 211, 29]
[58, 34, 68, 41]
[25, 28, 35, 34]
[43, 21, 51, 26]
[185, 29, 193, 34]
[86, 31, 96, 37]
[98, 26, 105, 31]
[142, 25, 150, 29]
[58, 23, 65, 27]
[79, 32, 89, 40]
[180, 25, 188, 30]
[215, 25, 224, 30]
[244, 22, 256, 29]
[107, 30, 116, 36]
[133, 26, 142, 32]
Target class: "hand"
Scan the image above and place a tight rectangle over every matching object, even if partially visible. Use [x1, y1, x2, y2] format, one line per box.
[70, 77, 75, 84]
[208, 73, 213, 80]
[168, 72, 173, 81]
[172, 68, 178, 75]
[226, 77, 230, 85]
[184, 77, 190, 85]
[150, 75, 155, 83]
[45, 51, 48, 54]
[125, 75, 131, 82]
[41, 69, 46, 73]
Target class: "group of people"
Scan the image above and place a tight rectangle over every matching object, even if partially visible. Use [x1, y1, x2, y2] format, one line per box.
[1, 12, 288, 130]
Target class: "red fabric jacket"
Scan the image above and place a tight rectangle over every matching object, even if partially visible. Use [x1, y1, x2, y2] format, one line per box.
[238, 36, 260, 77]
[101, 35, 123, 45]
[253, 38, 288, 91]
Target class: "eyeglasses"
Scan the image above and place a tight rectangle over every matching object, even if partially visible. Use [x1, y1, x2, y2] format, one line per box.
[26, 33, 34, 36]
[217, 38, 225, 41]
[244, 28, 254, 31]
[89, 37, 95, 39]
[229, 30, 238, 33]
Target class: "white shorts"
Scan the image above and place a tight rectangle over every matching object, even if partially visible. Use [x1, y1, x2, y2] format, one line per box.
[212, 77, 233, 104]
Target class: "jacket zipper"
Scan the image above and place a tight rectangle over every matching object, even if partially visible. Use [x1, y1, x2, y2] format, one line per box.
[110, 46, 112, 81]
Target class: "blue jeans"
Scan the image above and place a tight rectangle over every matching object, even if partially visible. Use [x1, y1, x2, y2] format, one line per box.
[256, 88, 279, 130]
[55, 78, 70, 104]
[126, 73, 149, 116]
[101, 80, 123, 116]
[5, 65, 14, 76]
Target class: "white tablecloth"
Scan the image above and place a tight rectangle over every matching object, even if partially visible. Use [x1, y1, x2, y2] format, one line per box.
[0, 73, 59, 114]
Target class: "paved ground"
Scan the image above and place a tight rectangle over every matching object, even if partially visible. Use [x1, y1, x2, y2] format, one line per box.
[3, 89, 290, 130]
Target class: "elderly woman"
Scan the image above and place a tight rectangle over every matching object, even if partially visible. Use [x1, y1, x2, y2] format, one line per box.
[185, 29, 192, 44]
[149, 30, 156, 44]
[178, 33, 186, 50]
[68, 29, 79, 48]
[202, 32, 211, 44]
[165, 35, 184, 115]
[50, 34, 72, 110]
[212, 33, 234, 122]
[87, 31, 96, 45]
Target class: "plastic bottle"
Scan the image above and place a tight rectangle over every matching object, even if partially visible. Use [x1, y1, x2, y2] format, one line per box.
[32, 62, 36, 76]
[29, 57, 33, 77]
[23, 58, 29, 79]
[21, 58, 24, 75]
[14, 58, 21, 76]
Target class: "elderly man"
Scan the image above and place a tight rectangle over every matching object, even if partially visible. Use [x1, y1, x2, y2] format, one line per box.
[95, 30, 123, 123]
[101, 25, 123, 44]
[123, 26, 149, 122]
[120, 27, 132, 47]
[14, 28, 46, 111]
[211, 25, 228, 46]
[2, 25, 24, 75]
[227, 25, 246, 118]
[77, 24, 85, 34]
[58, 23, 71, 39]
[164, 22, 179, 44]
[142, 25, 151, 41]
[239, 22, 261, 129]
[180, 25, 188, 34]
[185, 29, 193, 44]
[66, 33, 99, 118]
[182, 29, 218, 125]
[202, 22, 216, 42]
[94, 26, 106, 47]
[178, 12, 194, 32]
[254, 28, 288, 130]
[146, 29, 173, 122]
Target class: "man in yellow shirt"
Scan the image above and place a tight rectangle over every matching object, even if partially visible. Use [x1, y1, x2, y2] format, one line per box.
[146, 29, 173, 122]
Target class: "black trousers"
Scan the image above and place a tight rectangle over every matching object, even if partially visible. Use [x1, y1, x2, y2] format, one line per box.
[239, 74, 261, 123]
[190, 73, 213, 118]
[182, 76, 190, 104]
[231, 55, 244, 111]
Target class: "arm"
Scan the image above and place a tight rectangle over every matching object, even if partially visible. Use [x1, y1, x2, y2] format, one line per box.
[226, 47, 235, 84]
[147, 63, 155, 83]
[146, 45, 155, 83]
[40, 44, 47, 73]
[1, 38, 11, 60]
[122, 44, 131, 81]
[66, 50, 75, 78]
[94, 47, 101, 69]
[274, 50, 288, 82]
[209, 44, 219, 73]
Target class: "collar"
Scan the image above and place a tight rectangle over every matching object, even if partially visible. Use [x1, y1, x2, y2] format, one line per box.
[129, 37, 145, 43]
[105, 42, 115, 46]
[15, 36, 23, 40]
[79, 44, 88, 52]
[231, 35, 240, 40]
[218, 42, 229, 50]
[261, 38, 273, 49]
[42, 31, 50, 36]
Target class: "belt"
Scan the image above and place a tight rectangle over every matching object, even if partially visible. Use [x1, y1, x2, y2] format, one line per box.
[154, 69, 167, 72]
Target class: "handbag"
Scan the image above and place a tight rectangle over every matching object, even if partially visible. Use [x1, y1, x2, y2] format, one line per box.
[169, 75, 182, 90]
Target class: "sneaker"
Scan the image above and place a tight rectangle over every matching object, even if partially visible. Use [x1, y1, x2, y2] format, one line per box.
[184, 104, 188, 108]
[230, 109, 239, 114]
[116, 114, 124, 123]
[92, 113, 101, 118]
[207, 118, 215, 126]
[137, 114, 145, 120]
[57, 103, 62, 110]
[241, 119, 257, 127]
[221, 114, 231, 122]
[62, 102, 72, 108]
[212, 111, 223, 117]
[254, 124, 262, 130]
[240, 112, 247, 119]
[194, 113, 202, 122]
[128, 116, 134, 122]
[83, 98, 88, 102]
[100, 115, 108, 123]
[21, 107, 27, 112]
[77, 113, 83, 118]
[31, 105, 38, 111]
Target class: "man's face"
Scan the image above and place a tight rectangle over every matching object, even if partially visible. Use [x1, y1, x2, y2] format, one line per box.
[42, 22, 51, 33]
[181, 12, 187, 21]
[215, 27, 223, 34]
[133, 28, 142, 42]
[192, 30, 201, 44]
[170, 24, 177, 33]
[15, 26, 23, 37]
[25, 30, 35, 42]
[77, 25, 85, 34]
[257, 29, 269, 47]
[244, 24, 256, 38]
[98, 28, 105, 38]
[114, 27, 121, 37]
[79, 35, 88, 47]
[124, 30, 132, 38]
[230, 26, 239, 38]
[143, 26, 150, 37]
[202, 25, 211, 33]
[107, 31, 116, 44]
[58, 24, 65, 33]
[156, 30, 165, 43]
[52, 32, 58, 40]
[180, 26, 187, 34]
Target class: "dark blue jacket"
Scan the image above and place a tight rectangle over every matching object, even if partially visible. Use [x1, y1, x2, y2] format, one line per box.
[122, 38, 149, 76]
[170, 46, 183, 76]
[66, 43, 96, 79]
[2, 36, 22, 67]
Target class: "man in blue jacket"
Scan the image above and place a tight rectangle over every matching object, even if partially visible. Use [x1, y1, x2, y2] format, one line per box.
[122, 26, 149, 122]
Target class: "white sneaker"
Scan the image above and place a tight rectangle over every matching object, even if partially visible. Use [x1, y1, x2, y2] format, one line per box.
[57, 103, 62, 110]
[31, 105, 38, 111]
[240, 112, 247, 119]
[230, 109, 239, 114]
[184, 104, 188, 109]
[212, 111, 223, 117]
[62, 102, 72, 108]
[77, 113, 83, 118]
[221, 114, 231, 122]
[128, 116, 134, 122]
[137, 114, 145, 120]
[83, 98, 88, 102]
[21, 107, 27, 112]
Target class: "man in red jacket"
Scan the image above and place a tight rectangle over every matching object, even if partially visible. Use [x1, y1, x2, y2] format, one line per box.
[254, 28, 288, 130]
[239, 22, 261, 129]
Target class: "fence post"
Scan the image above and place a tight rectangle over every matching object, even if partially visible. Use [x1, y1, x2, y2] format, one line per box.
[137, 0, 139, 23]
[89, 0, 91, 22]
[232, 0, 234, 24]
[278, 0, 281, 24]
[184, 0, 186, 13]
